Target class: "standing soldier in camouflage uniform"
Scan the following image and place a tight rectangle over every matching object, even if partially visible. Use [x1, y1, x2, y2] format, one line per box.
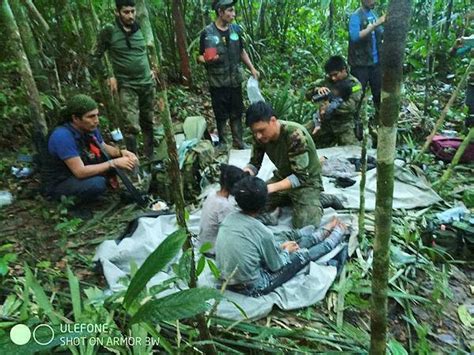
[308, 56, 363, 147]
[92, 0, 156, 159]
[198, 0, 259, 149]
[244, 101, 324, 228]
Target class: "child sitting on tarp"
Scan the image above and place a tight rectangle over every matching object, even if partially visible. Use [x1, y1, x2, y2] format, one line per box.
[216, 175, 348, 297]
[198, 164, 247, 255]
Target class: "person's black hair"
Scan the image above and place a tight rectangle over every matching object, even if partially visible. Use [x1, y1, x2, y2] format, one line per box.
[219, 164, 247, 192]
[333, 80, 352, 101]
[324, 55, 347, 74]
[212, 0, 234, 16]
[245, 101, 275, 127]
[116, 0, 135, 10]
[233, 176, 267, 213]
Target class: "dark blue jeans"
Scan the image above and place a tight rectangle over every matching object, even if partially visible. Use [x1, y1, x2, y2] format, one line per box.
[52, 176, 107, 204]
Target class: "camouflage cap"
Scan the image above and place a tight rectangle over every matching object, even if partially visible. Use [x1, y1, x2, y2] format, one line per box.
[65, 94, 98, 119]
[212, 0, 236, 10]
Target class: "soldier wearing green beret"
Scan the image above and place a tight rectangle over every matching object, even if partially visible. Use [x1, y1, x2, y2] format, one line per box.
[41, 95, 138, 208]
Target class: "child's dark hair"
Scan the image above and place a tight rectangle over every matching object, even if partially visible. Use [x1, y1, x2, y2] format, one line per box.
[219, 164, 247, 193]
[324, 55, 347, 74]
[333, 80, 353, 101]
[233, 176, 267, 213]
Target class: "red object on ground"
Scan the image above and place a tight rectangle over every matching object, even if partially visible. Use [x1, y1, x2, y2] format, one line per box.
[430, 135, 474, 163]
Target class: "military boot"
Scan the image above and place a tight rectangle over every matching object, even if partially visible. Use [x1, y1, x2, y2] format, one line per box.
[230, 118, 247, 149]
[142, 130, 155, 161]
[216, 119, 227, 148]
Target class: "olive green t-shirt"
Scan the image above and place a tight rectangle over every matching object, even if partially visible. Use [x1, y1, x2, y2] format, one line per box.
[92, 22, 153, 87]
[215, 212, 286, 285]
[249, 120, 322, 189]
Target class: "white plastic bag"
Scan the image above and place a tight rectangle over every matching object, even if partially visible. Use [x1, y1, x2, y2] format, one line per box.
[247, 77, 265, 104]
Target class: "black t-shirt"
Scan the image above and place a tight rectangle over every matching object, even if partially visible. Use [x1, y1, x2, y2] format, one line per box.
[199, 23, 244, 55]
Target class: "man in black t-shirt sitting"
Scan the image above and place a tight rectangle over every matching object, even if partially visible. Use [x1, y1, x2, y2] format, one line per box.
[197, 0, 259, 149]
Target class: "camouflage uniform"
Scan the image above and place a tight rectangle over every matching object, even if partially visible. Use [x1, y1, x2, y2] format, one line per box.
[248, 120, 323, 228]
[307, 74, 363, 148]
[91, 21, 155, 157]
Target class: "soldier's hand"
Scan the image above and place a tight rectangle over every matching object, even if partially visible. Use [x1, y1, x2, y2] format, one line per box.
[108, 77, 118, 95]
[312, 126, 321, 135]
[317, 87, 331, 96]
[205, 54, 220, 63]
[251, 68, 260, 79]
[113, 156, 136, 171]
[376, 15, 386, 26]
[121, 150, 139, 165]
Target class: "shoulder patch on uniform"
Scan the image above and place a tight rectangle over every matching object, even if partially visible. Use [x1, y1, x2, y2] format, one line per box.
[352, 84, 362, 93]
[288, 129, 308, 155]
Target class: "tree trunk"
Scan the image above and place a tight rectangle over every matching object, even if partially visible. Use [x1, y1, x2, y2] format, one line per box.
[24, 0, 50, 33]
[443, 0, 454, 38]
[328, 0, 335, 41]
[135, 1, 216, 353]
[370, 1, 412, 354]
[10, 0, 49, 93]
[423, 0, 435, 114]
[172, 0, 192, 86]
[2, 0, 48, 138]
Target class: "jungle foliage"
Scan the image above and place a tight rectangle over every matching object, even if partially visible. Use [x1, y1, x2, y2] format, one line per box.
[0, 0, 473, 354]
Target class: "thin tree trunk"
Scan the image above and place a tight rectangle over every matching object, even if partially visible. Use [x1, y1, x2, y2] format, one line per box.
[358, 97, 369, 243]
[136, 1, 216, 353]
[172, 0, 192, 86]
[10, 0, 49, 92]
[2, 0, 48, 138]
[443, 0, 454, 38]
[257, 0, 266, 39]
[417, 60, 473, 160]
[24, 0, 50, 33]
[423, 0, 435, 114]
[370, 1, 411, 354]
[329, 0, 335, 41]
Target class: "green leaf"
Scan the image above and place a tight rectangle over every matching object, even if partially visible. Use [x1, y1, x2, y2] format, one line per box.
[123, 228, 187, 309]
[67, 266, 82, 321]
[131, 288, 222, 324]
[207, 258, 220, 279]
[199, 242, 213, 254]
[196, 256, 206, 276]
[388, 339, 408, 355]
[24, 264, 59, 324]
[457, 305, 472, 327]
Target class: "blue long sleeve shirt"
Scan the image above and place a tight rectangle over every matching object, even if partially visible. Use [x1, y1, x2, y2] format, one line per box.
[349, 9, 382, 64]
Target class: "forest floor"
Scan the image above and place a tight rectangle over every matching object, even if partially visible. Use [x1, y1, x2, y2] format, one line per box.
[0, 85, 473, 353]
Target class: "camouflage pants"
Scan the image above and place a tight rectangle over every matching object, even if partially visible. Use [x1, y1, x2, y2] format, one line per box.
[119, 84, 155, 136]
[266, 178, 323, 228]
[312, 120, 359, 148]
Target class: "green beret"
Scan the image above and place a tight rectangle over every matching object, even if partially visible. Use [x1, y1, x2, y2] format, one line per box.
[66, 94, 98, 119]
